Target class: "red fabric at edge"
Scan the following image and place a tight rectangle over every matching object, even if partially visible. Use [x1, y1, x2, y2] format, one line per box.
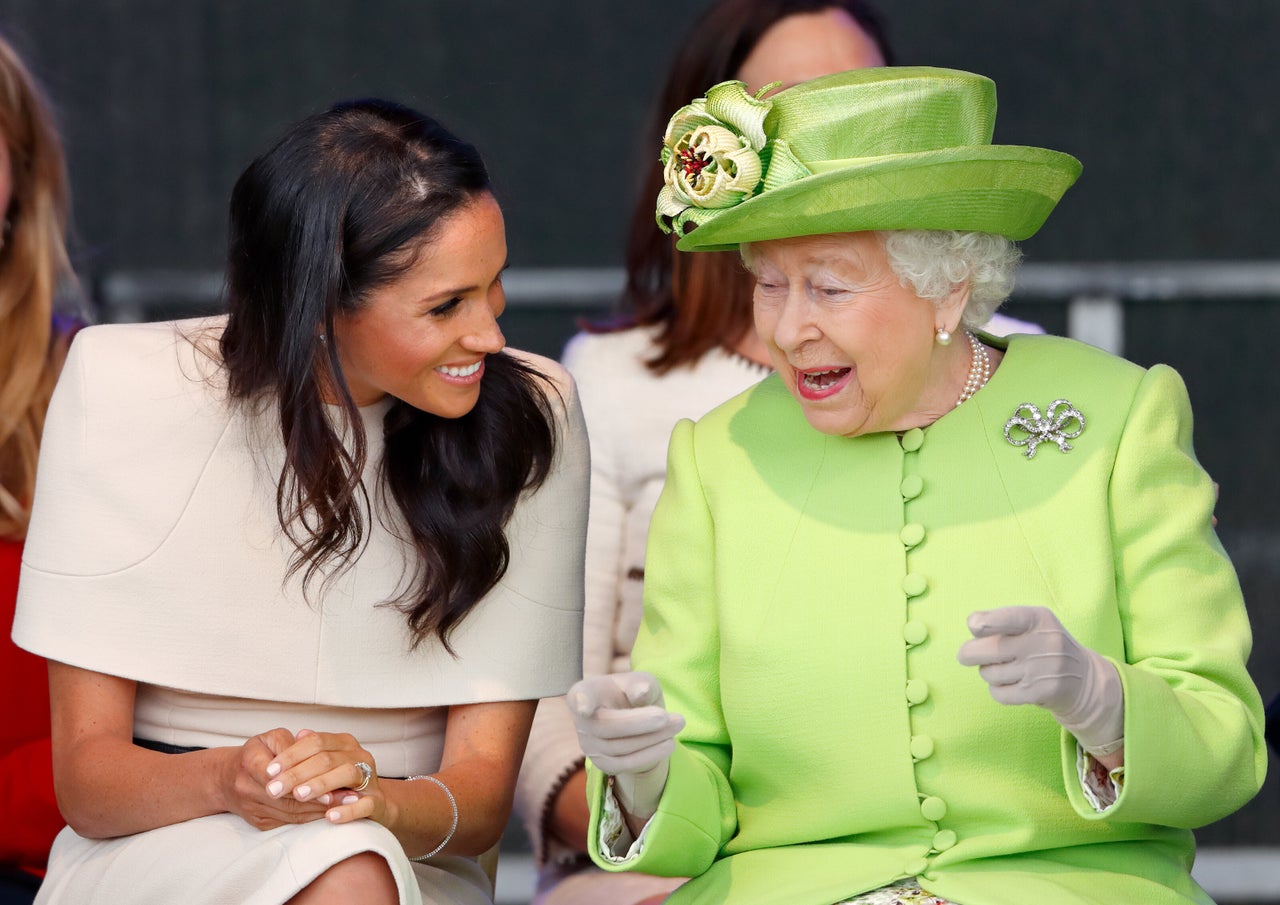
[0, 539, 64, 876]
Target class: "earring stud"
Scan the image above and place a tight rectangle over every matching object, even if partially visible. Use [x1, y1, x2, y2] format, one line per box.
[935, 327, 952, 346]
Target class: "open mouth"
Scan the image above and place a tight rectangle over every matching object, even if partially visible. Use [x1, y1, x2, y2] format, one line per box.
[796, 367, 852, 400]
[435, 359, 485, 384]
[437, 361, 482, 378]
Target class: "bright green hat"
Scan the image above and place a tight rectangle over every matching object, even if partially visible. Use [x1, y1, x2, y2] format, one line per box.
[656, 66, 1081, 251]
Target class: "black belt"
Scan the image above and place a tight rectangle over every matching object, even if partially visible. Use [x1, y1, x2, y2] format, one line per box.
[134, 737, 203, 754]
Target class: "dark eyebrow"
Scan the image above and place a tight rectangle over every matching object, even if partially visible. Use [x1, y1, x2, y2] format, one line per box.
[425, 261, 510, 303]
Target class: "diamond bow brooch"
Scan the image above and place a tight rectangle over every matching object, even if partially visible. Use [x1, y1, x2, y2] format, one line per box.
[1004, 399, 1085, 459]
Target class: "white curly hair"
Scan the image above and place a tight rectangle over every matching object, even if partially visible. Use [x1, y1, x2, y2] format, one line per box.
[880, 230, 1023, 329]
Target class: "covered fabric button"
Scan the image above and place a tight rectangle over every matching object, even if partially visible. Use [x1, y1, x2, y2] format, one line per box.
[900, 428, 925, 452]
[906, 679, 929, 704]
[902, 573, 928, 598]
[932, 829, 957, 851]
[920, 797, 947, 822]
[900, 474, 924, 499]
[904, 857, 929, 877]
[903, 620, 929, 646]
[910, 734, 935, 760]
[900, 522, 925, 547]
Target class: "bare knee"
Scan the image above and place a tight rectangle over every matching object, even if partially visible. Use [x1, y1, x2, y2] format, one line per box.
[287, 851, 399, 905]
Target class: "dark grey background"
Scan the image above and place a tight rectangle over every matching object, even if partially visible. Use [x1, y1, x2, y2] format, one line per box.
[3, 0, 1278, 855]
[4, 1, 1277, 274]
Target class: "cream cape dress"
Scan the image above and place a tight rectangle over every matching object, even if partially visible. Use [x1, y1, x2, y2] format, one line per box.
[13, 318, 589, 905]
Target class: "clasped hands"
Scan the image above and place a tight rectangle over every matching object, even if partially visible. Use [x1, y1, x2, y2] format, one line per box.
[225, 727, 383, 831]
[569, 606, 1123, 822]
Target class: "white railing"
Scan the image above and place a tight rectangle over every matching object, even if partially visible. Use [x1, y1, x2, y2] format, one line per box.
[100, 261, 1280, 358]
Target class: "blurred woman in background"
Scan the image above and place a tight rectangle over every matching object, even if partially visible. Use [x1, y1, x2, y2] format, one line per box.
[0, 32, 80, 904]
[515, 4, 900, 905]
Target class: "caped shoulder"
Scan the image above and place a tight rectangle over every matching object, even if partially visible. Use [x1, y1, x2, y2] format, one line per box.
[65, 315, 228, 406]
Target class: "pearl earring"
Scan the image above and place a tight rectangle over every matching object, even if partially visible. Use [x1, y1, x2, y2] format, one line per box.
[935, 327, 952, 346]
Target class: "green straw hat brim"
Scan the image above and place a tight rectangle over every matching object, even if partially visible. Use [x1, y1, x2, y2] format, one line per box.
[674, 144, 1082, 252]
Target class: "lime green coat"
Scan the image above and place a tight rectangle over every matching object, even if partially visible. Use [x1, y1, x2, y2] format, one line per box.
[587, 334, 1266, 905]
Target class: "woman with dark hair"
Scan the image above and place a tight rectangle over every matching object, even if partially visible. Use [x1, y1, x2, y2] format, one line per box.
[0, 30, 81, 903]
[515, 5, 897, 905]
[13, 99, 588, 905]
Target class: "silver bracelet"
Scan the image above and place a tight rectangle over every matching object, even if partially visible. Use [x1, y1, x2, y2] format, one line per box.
[406, 774, 458, 861]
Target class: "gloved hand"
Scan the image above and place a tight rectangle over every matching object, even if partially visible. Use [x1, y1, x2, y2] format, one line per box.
[567, 671, 685, 822]
[957, 606, 1124, 756]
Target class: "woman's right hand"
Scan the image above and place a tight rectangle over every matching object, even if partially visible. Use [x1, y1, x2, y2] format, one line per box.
[223, 728, 329, 831]
[566, 672, 684, 825]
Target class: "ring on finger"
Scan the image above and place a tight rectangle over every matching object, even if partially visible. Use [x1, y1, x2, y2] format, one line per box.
[353, 761, 374, 792]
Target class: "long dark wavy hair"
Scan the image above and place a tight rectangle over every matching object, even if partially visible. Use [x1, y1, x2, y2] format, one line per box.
[219, 99, 557, 651]
[617, 0, 894, 372]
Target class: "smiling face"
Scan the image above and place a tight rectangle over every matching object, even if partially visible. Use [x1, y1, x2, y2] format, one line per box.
[330, 192, 507, 416]
[747, 230, 968, 437]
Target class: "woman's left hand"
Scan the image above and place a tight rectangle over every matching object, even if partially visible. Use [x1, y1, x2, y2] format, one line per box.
[957, 606, 1124, 758]
[264, 729, 386, 826]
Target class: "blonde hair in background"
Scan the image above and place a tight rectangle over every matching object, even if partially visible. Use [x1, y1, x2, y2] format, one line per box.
[0, 33, 74, 541]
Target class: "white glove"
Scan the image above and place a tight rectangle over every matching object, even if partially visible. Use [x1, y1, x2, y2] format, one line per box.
[957, 606, 1124, 756]
[567, 671, 685, 822]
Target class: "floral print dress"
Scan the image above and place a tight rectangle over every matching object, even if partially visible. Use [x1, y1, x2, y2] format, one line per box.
[834, 880, 952, 905]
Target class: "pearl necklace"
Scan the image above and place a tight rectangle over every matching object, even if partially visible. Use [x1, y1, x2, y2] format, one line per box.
[954, 330, 991, 407]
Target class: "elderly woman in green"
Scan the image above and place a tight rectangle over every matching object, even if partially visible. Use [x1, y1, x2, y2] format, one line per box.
[567, 68, 1266, 905]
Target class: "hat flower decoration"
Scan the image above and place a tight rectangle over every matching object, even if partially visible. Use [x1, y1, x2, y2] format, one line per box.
[657, 80, 777, 233]
[655, 67, 1083, 251]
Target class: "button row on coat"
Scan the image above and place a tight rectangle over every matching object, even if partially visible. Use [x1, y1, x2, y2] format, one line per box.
[901, 426, 950, 870]
[901, 427, 930, 696]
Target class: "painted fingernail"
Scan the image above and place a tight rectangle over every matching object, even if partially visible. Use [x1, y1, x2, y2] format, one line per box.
[266, 762, 281, 777]
[296, 785, 311, 799]
[327, 809, 341, 822]
[319, 793, 331, 805]
[342, 794, 359, 805]
[267, 780, 283, 797]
